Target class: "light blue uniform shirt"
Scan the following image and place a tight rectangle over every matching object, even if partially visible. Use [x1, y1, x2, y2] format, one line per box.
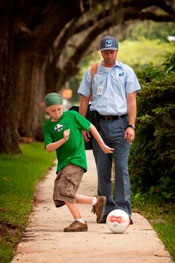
[77, 61, 141, 115]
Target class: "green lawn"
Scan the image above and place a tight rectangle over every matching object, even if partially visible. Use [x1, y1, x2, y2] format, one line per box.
[132, 197, 175, 262]
[0, 142, 56, 263]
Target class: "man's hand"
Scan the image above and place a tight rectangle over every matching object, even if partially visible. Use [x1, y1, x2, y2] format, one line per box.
[124, 127, 135, 143]
[82, 130, 91, 143]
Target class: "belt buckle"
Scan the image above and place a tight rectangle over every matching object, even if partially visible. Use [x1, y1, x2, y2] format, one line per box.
[106, 116, 113, 121]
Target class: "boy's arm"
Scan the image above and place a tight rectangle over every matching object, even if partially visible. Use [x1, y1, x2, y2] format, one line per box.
[89, 124, 114, 154]
[46, 129, 70, 152]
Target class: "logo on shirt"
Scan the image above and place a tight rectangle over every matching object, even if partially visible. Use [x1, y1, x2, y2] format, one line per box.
[54, 124, 63, 132]
[54, 123, 69, 133]
[119, 72, 124, 77]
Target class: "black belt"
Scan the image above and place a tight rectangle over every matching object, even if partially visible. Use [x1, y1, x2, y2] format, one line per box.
[99, 114, 127, 121]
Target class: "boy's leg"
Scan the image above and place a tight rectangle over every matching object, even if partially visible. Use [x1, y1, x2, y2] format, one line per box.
[64, 201, 88, 232]
[65, 201, 82, 219]
[75, 194, 106, 223]
[75, 194, 93, 204]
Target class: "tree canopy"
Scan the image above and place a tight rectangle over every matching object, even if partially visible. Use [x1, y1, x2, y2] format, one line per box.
[0, 0, 175, 154]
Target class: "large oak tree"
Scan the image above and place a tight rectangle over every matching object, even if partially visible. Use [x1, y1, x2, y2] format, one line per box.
[0, 0, 174, 154]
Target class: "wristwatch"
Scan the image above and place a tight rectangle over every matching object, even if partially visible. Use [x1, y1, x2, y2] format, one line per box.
[128, 124, 135, 130]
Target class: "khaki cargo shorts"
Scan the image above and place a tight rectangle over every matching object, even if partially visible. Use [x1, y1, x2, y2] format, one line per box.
[53, 164, 84, 207]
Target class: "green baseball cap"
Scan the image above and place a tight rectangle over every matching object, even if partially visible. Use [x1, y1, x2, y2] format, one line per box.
[44, 93, 62, 107]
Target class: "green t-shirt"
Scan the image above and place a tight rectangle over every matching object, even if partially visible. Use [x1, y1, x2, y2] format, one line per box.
[44, 110, 91, 173]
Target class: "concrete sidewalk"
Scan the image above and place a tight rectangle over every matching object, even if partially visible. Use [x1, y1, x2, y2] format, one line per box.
[12, 151, 173, 263]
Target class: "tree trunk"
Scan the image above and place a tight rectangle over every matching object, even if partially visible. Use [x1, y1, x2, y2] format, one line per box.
[0, 2, 21, 154]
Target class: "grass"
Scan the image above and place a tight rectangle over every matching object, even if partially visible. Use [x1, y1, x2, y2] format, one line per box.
[132, 195, 175, 262]
[0, 142, 56, 263]
[118, 38, 175, 67]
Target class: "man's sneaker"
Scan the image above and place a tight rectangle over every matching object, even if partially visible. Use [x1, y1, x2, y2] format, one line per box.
[91, 196, 106, 223]
[98, 215, 107, 224]
[130, 217, 134, 225]
[64, 220, 88, 232]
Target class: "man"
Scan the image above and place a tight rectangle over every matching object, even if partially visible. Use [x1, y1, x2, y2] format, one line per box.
[77, 35, 141, 224]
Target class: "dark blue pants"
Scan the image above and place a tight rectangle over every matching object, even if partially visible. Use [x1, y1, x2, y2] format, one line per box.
[92, 116, 131, 217]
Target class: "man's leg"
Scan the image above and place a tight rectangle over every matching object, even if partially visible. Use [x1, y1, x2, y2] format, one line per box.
[108, 117, 132, 217]
[113, 139, 131, 216]
[92, 121, 115, 217]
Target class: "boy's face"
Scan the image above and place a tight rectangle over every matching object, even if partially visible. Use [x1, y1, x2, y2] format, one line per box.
[46, 104, 63, 121]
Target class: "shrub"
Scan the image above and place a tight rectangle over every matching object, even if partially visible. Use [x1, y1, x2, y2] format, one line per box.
[130, 55, 175, 202]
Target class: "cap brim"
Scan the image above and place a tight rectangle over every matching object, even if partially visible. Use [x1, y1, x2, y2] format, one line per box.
[100, 47, 118, 51]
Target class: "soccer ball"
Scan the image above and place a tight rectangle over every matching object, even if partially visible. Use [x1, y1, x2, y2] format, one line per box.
[106, 209, 130, 234]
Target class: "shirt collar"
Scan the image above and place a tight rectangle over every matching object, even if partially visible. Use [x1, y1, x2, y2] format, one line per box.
[99, 60, 123, 70]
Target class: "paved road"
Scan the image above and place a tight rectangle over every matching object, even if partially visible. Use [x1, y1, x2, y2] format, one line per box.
[12, 151, 173, 263]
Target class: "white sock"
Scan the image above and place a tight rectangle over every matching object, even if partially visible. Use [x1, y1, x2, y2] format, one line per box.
[91, 197, 97, 206]
[76, 218, 85, 223]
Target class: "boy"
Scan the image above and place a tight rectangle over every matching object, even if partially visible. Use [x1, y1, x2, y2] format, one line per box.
[43, 93, 114, 232]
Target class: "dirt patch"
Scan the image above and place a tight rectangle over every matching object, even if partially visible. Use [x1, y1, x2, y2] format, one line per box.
[0, 222, 18, 238]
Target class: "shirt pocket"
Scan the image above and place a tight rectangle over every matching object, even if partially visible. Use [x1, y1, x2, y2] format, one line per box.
[92, 74, 106, 96]
[111, 74, 127, 98]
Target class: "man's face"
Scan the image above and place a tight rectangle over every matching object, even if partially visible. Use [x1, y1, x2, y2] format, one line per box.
[101, 50, 118, 67]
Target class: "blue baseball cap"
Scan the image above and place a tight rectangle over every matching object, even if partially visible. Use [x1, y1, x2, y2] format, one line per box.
[100, 36, 118, 51]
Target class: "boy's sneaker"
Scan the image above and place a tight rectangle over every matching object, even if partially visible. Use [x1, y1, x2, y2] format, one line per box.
[91, 195, 106, 223]
[64, 220, 88, 232]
